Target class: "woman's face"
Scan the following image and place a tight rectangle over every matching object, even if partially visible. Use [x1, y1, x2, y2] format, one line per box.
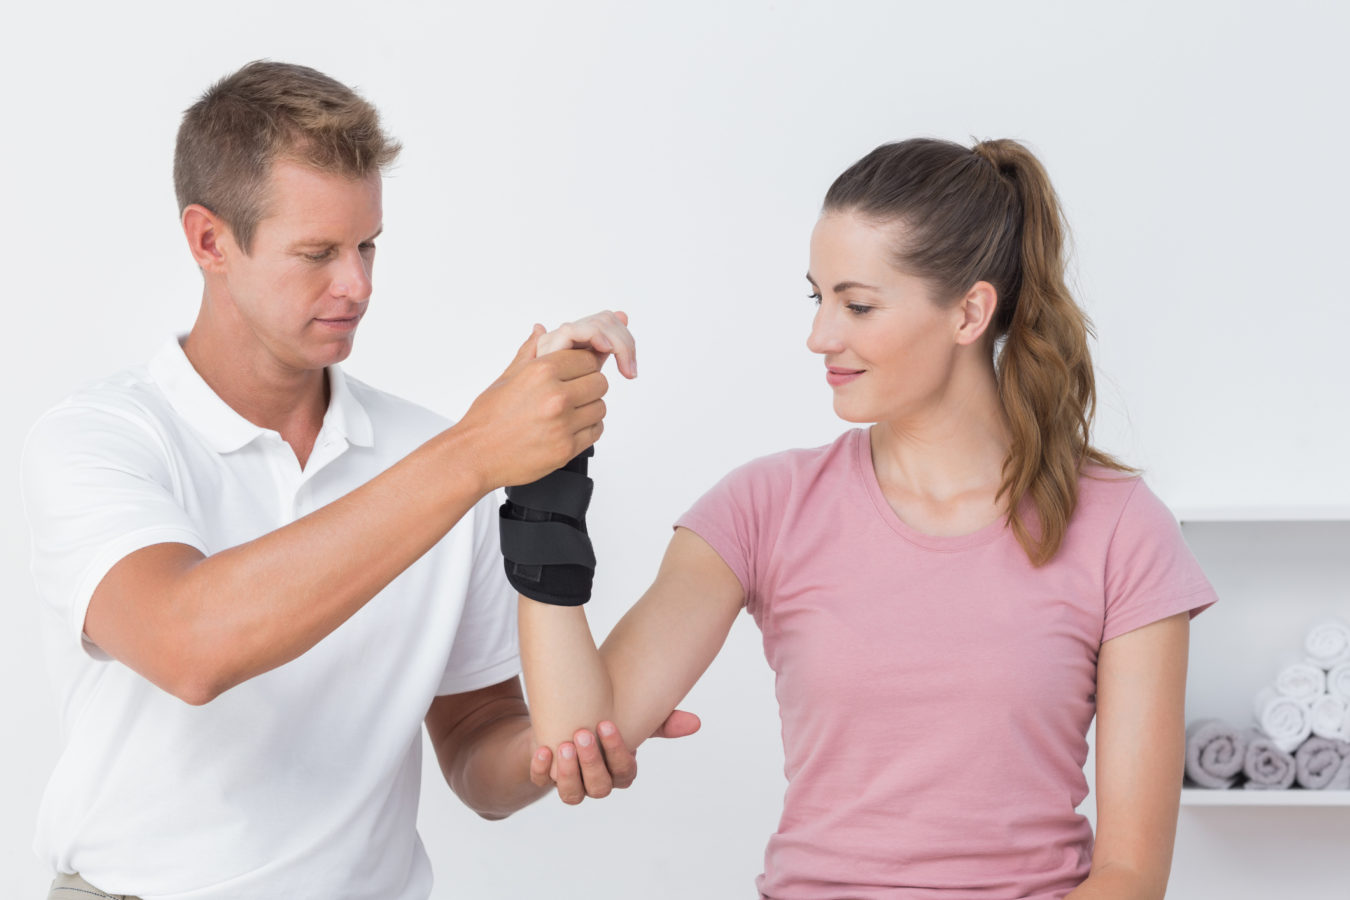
[806, 211, 966, 425]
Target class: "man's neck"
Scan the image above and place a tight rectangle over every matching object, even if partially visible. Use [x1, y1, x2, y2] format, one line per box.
[181, 315, 330, 469]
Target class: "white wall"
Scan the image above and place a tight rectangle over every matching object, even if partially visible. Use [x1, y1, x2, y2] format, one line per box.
[3, 1, 1347, 897]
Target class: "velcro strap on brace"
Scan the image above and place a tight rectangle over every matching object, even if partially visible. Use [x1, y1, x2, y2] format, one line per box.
[504, 469, 594, 522]
[498, 519, 597, 568]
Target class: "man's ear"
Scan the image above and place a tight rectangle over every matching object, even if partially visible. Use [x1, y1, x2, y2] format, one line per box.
[954, 280, 998, 346]
[182, 204, 233, 273]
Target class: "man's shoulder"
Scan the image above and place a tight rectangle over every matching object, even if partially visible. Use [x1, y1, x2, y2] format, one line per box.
[35, 363, 168, 431]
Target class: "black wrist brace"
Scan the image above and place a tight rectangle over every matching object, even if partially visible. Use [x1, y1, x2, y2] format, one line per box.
[499, 448, 595, 606]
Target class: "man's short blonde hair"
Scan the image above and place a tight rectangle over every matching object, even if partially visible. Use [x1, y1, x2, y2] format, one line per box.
[173, 60, 401, 253]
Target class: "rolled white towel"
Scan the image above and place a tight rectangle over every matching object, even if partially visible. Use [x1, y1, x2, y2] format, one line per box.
[1274, 660, 1326, 701]
[1244, 732, 1297, 789]
[1254, 686, 1312, 753]
[1304, 619, 1350, 670]
[1185, 719, 1249, 788]
[1294, 737, 1350, 790]
[1307, 693, 1350, 742]
[1328, 663, 1350, 702]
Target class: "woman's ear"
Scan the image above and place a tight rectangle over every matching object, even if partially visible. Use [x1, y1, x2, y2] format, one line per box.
[954, 281, 998, 346]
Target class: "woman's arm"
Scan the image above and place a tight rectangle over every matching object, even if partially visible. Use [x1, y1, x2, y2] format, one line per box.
[1066, 612, 1189, 900]
[520, 526, 745, 765]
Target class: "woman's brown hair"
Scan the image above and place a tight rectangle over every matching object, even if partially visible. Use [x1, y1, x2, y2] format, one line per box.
[823, 137, 1130, 566]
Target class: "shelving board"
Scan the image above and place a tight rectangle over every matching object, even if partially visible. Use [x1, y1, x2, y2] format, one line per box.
[1173, 506, 1350, 523]
[1180, 788, 1350, 807]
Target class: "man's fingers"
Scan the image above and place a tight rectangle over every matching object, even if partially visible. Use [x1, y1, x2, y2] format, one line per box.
[572, 419, 603, 457]
[529, 746, 554, 789]
[553, 742, 586, 805]
[506, 325, 546, 373]
[541, 347, 604, 382]
[573, 730, 614, 799]
[561, 370, 609, 408]
[596, 721, 638, 789]
[652, 709, 702, 740]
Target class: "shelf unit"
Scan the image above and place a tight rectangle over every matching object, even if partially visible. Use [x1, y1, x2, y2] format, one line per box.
[1174, 507, 1350, 807]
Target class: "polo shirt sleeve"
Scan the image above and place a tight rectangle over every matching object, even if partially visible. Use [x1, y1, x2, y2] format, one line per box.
[435, 491, 521, 695]
[1101, 479, 1218, 643]
[20, 402, 208, 660]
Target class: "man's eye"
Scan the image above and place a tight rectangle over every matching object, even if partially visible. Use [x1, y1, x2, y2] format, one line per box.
[304, 250, 334, 262]
[359, 242, 377, 253]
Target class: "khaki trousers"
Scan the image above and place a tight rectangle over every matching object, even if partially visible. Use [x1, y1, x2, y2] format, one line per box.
[47, 872, 142, 900]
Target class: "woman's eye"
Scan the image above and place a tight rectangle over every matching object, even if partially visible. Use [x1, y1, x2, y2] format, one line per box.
[808, 292, 822, 305]
[846, 304, 874, 315]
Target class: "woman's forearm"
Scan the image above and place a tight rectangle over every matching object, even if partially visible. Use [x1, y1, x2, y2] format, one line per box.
[517, 598, 615, 750]
[1064, 861, 1166, 900]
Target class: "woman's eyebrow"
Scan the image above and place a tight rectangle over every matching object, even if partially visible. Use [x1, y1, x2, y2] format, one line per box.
[806, 273, 879, 293]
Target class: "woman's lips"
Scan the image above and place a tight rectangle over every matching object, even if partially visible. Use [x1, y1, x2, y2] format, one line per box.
[826, 366, 863, 387]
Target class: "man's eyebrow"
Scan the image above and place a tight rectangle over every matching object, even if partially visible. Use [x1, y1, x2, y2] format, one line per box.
[805, 272, 879, 293]
[288, 226, 383, 250]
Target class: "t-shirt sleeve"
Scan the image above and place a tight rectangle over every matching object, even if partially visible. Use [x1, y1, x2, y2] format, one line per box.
[674, 456, 787, 620]
[435, 491, 521, 695]
[20, 403, 209, 660]
[1101, 479, 1218, 643]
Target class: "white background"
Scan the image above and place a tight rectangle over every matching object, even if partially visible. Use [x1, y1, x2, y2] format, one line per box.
[3, 1, 1348, 897]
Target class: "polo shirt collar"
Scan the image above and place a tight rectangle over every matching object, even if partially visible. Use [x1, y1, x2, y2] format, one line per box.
[148, 336, 374, 454]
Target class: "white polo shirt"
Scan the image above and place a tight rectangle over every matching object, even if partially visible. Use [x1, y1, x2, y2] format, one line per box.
[20, 337, 519, 900]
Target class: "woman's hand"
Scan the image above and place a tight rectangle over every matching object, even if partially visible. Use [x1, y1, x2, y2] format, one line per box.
[536, 310, 637, 379]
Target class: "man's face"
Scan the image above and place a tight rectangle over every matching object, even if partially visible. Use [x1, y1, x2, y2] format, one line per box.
[217, 159, 383, 374]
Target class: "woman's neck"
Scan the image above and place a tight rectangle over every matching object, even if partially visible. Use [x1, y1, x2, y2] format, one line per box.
[869, 358, 1012, 535]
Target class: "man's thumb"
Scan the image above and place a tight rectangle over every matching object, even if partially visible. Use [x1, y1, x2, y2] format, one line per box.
[506, 324, 546, 371]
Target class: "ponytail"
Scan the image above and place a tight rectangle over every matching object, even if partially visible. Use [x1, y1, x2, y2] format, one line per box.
[825, 138, 1130, 566]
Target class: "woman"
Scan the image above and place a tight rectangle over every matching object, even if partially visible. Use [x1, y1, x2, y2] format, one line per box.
[518, 138, 1216, 899]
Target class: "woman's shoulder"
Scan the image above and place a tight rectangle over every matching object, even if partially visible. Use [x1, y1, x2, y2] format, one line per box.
[1075, 463, 1177, 536]
[715, 428, 861, 489]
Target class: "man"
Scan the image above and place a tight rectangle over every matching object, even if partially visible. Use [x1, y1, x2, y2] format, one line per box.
[21, 60, 686, 899]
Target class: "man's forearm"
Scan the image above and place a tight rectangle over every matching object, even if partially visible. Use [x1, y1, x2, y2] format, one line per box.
[434, 706, 547, 820]
[92, 424, 492, 703]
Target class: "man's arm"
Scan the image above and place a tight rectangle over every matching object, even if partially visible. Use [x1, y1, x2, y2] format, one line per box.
[424, 677, 701, 816]
[85, 334, 607, 705]
[425, 678, 543, 820]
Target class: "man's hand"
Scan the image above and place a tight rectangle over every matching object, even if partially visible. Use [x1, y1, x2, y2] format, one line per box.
[457, 327, 609, 489]
[537, 310, 637, 379]
[529, 710, 701, 805]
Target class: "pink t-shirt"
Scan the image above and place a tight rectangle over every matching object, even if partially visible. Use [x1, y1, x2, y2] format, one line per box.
[676, 428, 1216, 900]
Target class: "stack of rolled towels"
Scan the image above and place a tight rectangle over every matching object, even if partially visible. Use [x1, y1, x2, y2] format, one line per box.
[1185, 618, 1350, 790]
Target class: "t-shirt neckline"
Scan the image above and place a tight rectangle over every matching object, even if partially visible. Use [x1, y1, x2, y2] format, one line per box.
[852, 427, 1008, 552]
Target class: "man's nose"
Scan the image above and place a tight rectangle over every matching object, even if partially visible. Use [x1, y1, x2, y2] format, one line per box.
[331, 249, 373, 301]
